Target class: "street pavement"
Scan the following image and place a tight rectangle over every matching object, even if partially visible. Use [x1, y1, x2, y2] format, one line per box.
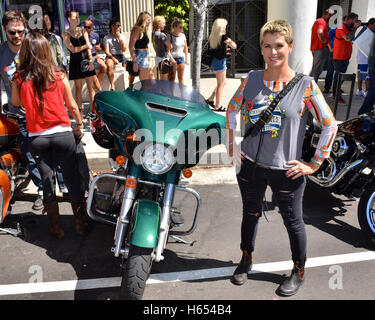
[1, 75, 374, 302]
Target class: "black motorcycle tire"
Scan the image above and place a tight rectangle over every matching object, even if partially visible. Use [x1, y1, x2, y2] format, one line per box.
[119, 245, 153, 300]
[358, 183, 375, 247]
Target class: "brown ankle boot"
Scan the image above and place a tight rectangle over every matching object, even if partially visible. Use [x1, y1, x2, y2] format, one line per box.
[70, 199, 88, 236]
[277, 261, 305, 296]
[43, 201, 64, 239]
[231, 250, 253, 285]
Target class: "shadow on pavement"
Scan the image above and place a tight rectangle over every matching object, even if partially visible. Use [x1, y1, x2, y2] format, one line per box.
[302, 180, 371, 249]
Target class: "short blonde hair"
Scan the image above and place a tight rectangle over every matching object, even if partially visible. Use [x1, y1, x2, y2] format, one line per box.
[259, 20, 293, 46]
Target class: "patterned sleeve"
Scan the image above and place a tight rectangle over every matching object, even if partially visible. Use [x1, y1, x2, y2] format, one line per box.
[302, 80, 338, 159]
[226, 71, 251, 130]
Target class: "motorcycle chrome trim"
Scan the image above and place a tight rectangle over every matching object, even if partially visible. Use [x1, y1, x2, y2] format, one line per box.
[146, 102, 188, 118]
[332, 136, 349, 157]
[154, 183, 175, 262]
[114, 175, 137, 257]
[138, 179, 163, 188]
[308, 159, 364, 188]
[87, 173, 126, 226]
[111, 245, 129, 259]
[169, 186, 201, 237]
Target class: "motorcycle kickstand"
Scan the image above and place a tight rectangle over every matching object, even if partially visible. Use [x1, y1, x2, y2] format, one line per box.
[170, 235, 196, 246]
[0, 222, 22, 237]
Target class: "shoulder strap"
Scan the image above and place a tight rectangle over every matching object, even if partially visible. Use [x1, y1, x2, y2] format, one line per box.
[267, 73, 304, 114]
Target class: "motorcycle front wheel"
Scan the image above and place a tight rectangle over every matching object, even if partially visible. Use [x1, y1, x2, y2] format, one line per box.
[358, 183, 375, 247]
[119, 245, 153, 300]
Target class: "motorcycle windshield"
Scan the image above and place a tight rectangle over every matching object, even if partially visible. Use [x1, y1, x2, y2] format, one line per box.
[133, 80, 206, 105]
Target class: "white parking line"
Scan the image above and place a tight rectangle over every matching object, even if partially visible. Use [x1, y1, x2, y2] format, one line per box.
[0, 251, 374, 296]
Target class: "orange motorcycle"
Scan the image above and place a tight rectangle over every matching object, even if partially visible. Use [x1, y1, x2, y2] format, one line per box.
[0, 106, 28, 237]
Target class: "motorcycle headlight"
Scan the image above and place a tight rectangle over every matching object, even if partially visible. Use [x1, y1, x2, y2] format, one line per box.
[141, 143, 175, 175]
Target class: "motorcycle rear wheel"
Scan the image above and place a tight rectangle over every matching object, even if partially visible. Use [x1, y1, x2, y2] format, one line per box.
[119, 245, 153, 300]
[358, 183, 375, 247]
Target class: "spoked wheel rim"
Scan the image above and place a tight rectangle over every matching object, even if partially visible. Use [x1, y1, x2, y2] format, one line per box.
[366, 192, 375, 235]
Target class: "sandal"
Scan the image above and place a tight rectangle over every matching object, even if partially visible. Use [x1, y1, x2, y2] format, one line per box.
[213, 106, 226, 112]
[205, 99, 215, 109]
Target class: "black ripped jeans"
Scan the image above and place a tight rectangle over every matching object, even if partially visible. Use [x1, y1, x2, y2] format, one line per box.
[236, 157, 307, 266]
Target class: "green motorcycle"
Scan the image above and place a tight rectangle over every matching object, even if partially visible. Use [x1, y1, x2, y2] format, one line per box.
[87, 80, 226, 299]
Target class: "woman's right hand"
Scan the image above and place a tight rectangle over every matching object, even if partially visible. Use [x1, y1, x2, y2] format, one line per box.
[227, 142, 242, 166]
[73, 124, 83, 137]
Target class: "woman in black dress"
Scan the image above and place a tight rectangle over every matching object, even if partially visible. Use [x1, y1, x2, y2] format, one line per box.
[62, 10, 96, 116]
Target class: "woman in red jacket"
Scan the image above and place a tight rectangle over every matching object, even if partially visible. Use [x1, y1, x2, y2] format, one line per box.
[12, 31, 87, 239]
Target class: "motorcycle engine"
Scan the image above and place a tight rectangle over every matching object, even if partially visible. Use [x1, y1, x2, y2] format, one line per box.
[331, 136, 349, 157]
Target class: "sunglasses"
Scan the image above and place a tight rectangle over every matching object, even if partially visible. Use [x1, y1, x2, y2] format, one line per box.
[6, 29, 25, 36]
[84, 26, 93, 29]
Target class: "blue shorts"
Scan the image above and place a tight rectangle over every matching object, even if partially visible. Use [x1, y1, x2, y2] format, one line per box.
[106, 54, 126, 66]
[211, 57, 226, 72]
[174, 57, 185, 65]
[358, 64, 369, 81]
[135, 49, 150, 68]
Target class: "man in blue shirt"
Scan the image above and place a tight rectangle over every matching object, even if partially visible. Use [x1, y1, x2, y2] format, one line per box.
[358, 18, 375, 115]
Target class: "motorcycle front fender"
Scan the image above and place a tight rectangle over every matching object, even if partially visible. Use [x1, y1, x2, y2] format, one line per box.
[129, 199, 160, 248]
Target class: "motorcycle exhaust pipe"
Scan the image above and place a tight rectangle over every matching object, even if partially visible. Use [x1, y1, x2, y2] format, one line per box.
[308, 159, 364, 188]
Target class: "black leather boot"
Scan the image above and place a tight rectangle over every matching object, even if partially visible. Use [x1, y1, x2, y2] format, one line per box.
[277, 262, 305, 296]
[231, 250, 253, 285]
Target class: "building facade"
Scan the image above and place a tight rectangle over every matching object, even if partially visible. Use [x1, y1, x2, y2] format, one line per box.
[0, 0, 153, 43]
[194, 0, 375, 76]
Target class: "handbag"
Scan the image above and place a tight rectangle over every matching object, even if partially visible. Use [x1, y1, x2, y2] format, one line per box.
[126, 60, 140, 76]
[158, 59, 173, 74]
[80, 59, 91, 72]
[243, 73, 304, 139]
[202, 47, 213, 66]
[80, 48, 92, 72]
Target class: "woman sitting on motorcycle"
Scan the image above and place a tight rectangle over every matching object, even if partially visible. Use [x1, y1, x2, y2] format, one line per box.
[226, 20, 338, 296]
[11, 31, 87, 239]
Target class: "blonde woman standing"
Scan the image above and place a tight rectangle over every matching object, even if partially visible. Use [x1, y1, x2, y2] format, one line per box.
[206, 18, 236, 112]
[227, 20, 337, 296]
[169, 18, 188, 84]
[129, 11, 154, 81]
[152, 15, 174, 80]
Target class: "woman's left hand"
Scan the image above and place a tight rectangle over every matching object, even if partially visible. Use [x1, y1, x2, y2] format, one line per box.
[88, 61, 94, 71]
[286, 160, 320, 180]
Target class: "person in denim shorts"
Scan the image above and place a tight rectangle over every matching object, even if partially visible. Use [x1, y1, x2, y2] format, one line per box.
[206, 18, 236, 112]
[129, 11, 154, 83]
[169, 18, 189, 84]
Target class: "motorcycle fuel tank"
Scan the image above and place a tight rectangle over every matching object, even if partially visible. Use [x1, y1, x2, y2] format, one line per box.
[0, 114, 19, 151]
[339, 115, 375, 142]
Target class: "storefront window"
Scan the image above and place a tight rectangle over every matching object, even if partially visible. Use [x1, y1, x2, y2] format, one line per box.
[65, 0, 118, 38]
[3, 0, 119, 39]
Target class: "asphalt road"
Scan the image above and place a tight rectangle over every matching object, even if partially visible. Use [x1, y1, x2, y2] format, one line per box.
[1, 176, 375, 302]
